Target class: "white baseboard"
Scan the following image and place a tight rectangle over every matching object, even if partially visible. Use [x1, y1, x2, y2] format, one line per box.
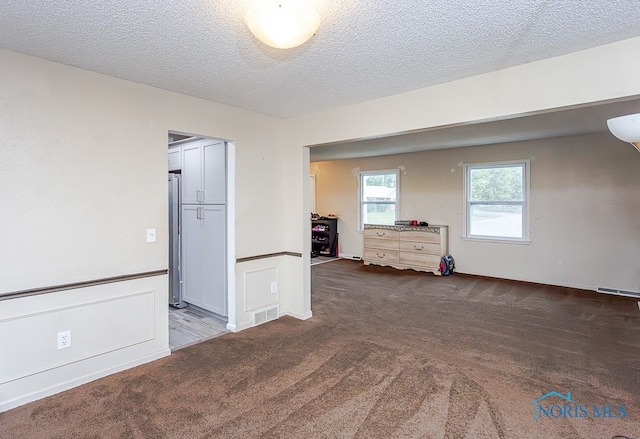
[227, 311, 312, 332]
[339, 253, 362, 260]
[0, 349, 171, 413]
[226, 321, 252, 332]
[282, 310, 313, 320]
[596, 286, 640, 299]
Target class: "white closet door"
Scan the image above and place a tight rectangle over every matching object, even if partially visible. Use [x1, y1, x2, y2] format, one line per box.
[168, 146, 182, 171]
[181, 141, 203, 204]
[181, 205, 205, 307]
[202, 205, 227, 316]
[202, 141, 226, 204]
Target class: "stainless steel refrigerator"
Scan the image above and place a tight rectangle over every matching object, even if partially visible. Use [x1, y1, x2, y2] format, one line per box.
[169, 173, 187, 308]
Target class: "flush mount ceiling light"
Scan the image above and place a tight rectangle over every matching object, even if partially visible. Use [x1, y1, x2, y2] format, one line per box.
[607, 113, 640, 154]
[245, 1, 320, 49]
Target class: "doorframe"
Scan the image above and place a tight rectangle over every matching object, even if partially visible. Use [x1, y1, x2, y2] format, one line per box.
[225, 141, 236, 330]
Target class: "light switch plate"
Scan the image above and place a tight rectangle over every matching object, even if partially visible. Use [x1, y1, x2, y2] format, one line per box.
[146, 228, 156, 242]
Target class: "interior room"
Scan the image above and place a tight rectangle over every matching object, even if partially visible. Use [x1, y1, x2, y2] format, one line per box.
[1, 1, 640, 437]
[309, 100, 640, 293]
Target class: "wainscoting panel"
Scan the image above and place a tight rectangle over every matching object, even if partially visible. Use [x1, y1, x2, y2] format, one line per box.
[244, 267, 279, 312]
[0, 275, 169, 412]
[0, 290, 155, 384]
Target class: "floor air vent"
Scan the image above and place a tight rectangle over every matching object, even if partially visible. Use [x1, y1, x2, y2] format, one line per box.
[253, 306, 279, 326]
[597, 287, 640, 298]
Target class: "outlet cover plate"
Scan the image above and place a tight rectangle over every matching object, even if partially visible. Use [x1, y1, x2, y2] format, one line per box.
[57, 330, 71, 350]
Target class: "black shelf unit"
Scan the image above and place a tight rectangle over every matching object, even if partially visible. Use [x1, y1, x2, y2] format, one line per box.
[311, 218, 338, 257]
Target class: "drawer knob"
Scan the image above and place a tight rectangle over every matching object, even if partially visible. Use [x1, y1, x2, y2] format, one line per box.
[414, 245, 424, 250]
[376, 253, 385, 258]
[376, 232, 385, 237]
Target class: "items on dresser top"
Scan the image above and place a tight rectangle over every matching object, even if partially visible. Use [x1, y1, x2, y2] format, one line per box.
[394, 220, 429, 226]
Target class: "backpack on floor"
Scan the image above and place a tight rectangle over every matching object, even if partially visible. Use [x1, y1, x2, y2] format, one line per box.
[439, 254, 455, 275]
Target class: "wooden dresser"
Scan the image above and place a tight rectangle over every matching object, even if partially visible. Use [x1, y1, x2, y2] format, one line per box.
[363, 224, 448, 275]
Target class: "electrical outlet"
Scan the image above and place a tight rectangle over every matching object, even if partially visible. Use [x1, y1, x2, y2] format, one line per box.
[146, 228, 156, 243]
[57, 330, 71, 350]
[271, 282, 278, 294]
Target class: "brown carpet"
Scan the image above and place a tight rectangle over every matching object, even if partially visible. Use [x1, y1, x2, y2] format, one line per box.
[2, 260, 639, 438]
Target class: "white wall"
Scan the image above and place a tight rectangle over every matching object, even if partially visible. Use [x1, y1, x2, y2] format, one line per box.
[312, 133, 640, 292]
[0, 48, 301, 411]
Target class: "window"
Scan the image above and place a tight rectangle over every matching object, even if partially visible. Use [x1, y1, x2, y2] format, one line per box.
[464, 160, 529, 241]
[359, 170, 399, 230]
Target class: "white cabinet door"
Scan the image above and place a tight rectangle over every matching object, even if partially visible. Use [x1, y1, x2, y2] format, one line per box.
[181, 142, 203, 204]
[202, 141, 226, 204]
[181, 205, 205, 307]
[202, 205, 226, 316]
[168, 145, 182, 171]
[181, 204, 227, 316]
[181, 139, 225, 204]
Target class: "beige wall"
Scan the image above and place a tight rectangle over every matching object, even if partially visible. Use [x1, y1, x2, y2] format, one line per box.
[0, 48, 301, 411]
[0, 48, 291, 294]
[286, 36, 640, 313]
[312, 133, 640, 292]
[287, 37, 640, 243]
[290, 38, 640, 148]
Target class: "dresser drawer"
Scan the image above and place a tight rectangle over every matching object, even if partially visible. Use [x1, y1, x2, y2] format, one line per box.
[364, 228, 399, 241]
[399, 241, 440, 255]
[399, 252, 441, 267]
[400, 230, 440, 243]
[365, 238, 399, 251]
[364, 248, 399, 264]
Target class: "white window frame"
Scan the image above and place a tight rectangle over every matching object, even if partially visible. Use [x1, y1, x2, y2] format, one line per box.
[462, 159, 531, 243]
[358, 169, 400, 231]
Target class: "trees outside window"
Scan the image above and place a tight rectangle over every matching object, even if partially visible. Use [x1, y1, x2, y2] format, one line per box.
[359, 170, 398, 229]
[464, 161, 529, 241]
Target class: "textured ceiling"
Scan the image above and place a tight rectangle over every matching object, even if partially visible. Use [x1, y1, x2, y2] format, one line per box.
[1, 1, 640, 119]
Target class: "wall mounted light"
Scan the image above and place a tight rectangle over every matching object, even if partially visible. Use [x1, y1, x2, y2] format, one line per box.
[245, 1, 320, 49]
[607, 113, 640, 153]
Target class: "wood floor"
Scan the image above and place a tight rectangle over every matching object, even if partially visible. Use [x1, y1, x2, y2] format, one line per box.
[168, 305, 228, 351]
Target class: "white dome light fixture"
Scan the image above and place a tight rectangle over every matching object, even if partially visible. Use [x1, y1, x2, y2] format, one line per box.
[245, 1, 320, 49]
[607, 113, 640, 154]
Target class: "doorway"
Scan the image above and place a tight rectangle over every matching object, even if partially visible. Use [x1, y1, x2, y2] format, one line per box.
[167, 131, 235, 350]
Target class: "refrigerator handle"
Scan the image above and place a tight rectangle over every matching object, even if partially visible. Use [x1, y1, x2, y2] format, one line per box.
[197, 190, 204, 203]
[197, 207, 204, 219]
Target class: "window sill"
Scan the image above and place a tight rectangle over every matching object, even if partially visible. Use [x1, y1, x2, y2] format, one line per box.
[461, 236, 532, 245]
